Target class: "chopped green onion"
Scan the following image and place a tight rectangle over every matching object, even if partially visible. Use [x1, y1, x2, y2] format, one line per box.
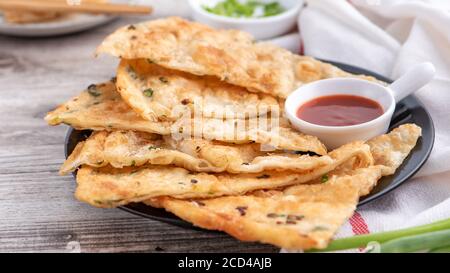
[263, 2, 284, 17]
[143, 88, 154, 97]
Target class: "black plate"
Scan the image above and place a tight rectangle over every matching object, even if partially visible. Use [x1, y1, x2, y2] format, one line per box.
[65, 61, 435, 229]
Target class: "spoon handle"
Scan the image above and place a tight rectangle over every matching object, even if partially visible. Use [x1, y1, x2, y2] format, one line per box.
[389, 62, 435, 102]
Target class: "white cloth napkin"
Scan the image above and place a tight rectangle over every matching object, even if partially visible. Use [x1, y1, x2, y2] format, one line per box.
[279, 0, 450, 251]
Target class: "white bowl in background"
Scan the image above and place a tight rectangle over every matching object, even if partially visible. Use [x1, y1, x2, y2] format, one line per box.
[188, 0, 303, 40]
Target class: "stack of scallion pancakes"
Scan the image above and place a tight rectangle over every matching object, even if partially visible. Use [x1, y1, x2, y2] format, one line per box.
[46, 17, 422, 250]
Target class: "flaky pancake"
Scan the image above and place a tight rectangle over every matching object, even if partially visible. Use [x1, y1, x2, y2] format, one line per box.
[97, 17, 378, 98]
[60, 130, 334, 175]
[148, 124, 421, 250]
[116, 59, 279, 121]
[45, 81, 327, 155]
[74, 141, 372, 208]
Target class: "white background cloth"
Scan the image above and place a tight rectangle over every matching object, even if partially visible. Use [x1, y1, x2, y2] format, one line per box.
[297, 0, 450, 245]
[138, 0, 450, 248]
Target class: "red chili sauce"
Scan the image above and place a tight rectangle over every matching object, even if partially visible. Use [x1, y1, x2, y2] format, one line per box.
[296, 94, 384, 126]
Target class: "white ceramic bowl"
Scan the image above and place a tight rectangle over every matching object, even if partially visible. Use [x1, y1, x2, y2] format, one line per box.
[285, 78, 396, 149]
[188, 0, 303, 40]
[285, 63, 436, 149]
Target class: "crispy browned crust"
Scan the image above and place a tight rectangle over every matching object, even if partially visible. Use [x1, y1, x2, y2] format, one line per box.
[367, 124, 422, 175]
[97, 17, 380, 98]
[153, 178, 361, 250]
[116, 59, 279, 121]
[45, 81, 327, 154]
[60, 130, 334, 175]
[305, 124, 422, 196]
[146, 124, 421, 250]
[44, 81, 171, 134]
[74, 141, 372, 208]
[45, 16, 423, 251]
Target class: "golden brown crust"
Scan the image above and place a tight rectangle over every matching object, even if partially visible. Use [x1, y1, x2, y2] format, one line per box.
[152, 179, 360, 250]
[116, 59, 279, 121]
[97, 17, 380, 98]
[74, 141, 372, 208]
[305, 124, 422, 195]
[44, 81, 171, 134]
[146, 124, 421, 250]
[45, 81, 327, 154]
[46, 16, 424, 252]
[60, 130, 334, 175]
[367, 124, 422, 175]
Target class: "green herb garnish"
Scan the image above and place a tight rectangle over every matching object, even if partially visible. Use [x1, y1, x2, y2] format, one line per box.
[321, 174, 329, 183]
[263, 2, 284, 17]
[143, 88, 154, 97]
[203, 0, 285, 18]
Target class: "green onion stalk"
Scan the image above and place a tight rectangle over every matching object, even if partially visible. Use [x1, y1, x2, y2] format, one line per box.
[428, 245, 450, 253]
[373, 229, 450, 253]
[307, 218, 450, 253]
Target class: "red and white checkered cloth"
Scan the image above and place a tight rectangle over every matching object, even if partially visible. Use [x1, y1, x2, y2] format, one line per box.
[273, 0, 450, 252]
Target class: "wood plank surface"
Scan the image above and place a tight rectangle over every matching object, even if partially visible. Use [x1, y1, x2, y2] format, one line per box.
[0, 17, 278, 253]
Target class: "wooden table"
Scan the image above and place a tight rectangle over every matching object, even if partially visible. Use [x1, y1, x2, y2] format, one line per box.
[0, 18, 278, 253]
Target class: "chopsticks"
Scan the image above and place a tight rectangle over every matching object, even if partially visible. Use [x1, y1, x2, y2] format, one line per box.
[0, 0, 152, 15]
